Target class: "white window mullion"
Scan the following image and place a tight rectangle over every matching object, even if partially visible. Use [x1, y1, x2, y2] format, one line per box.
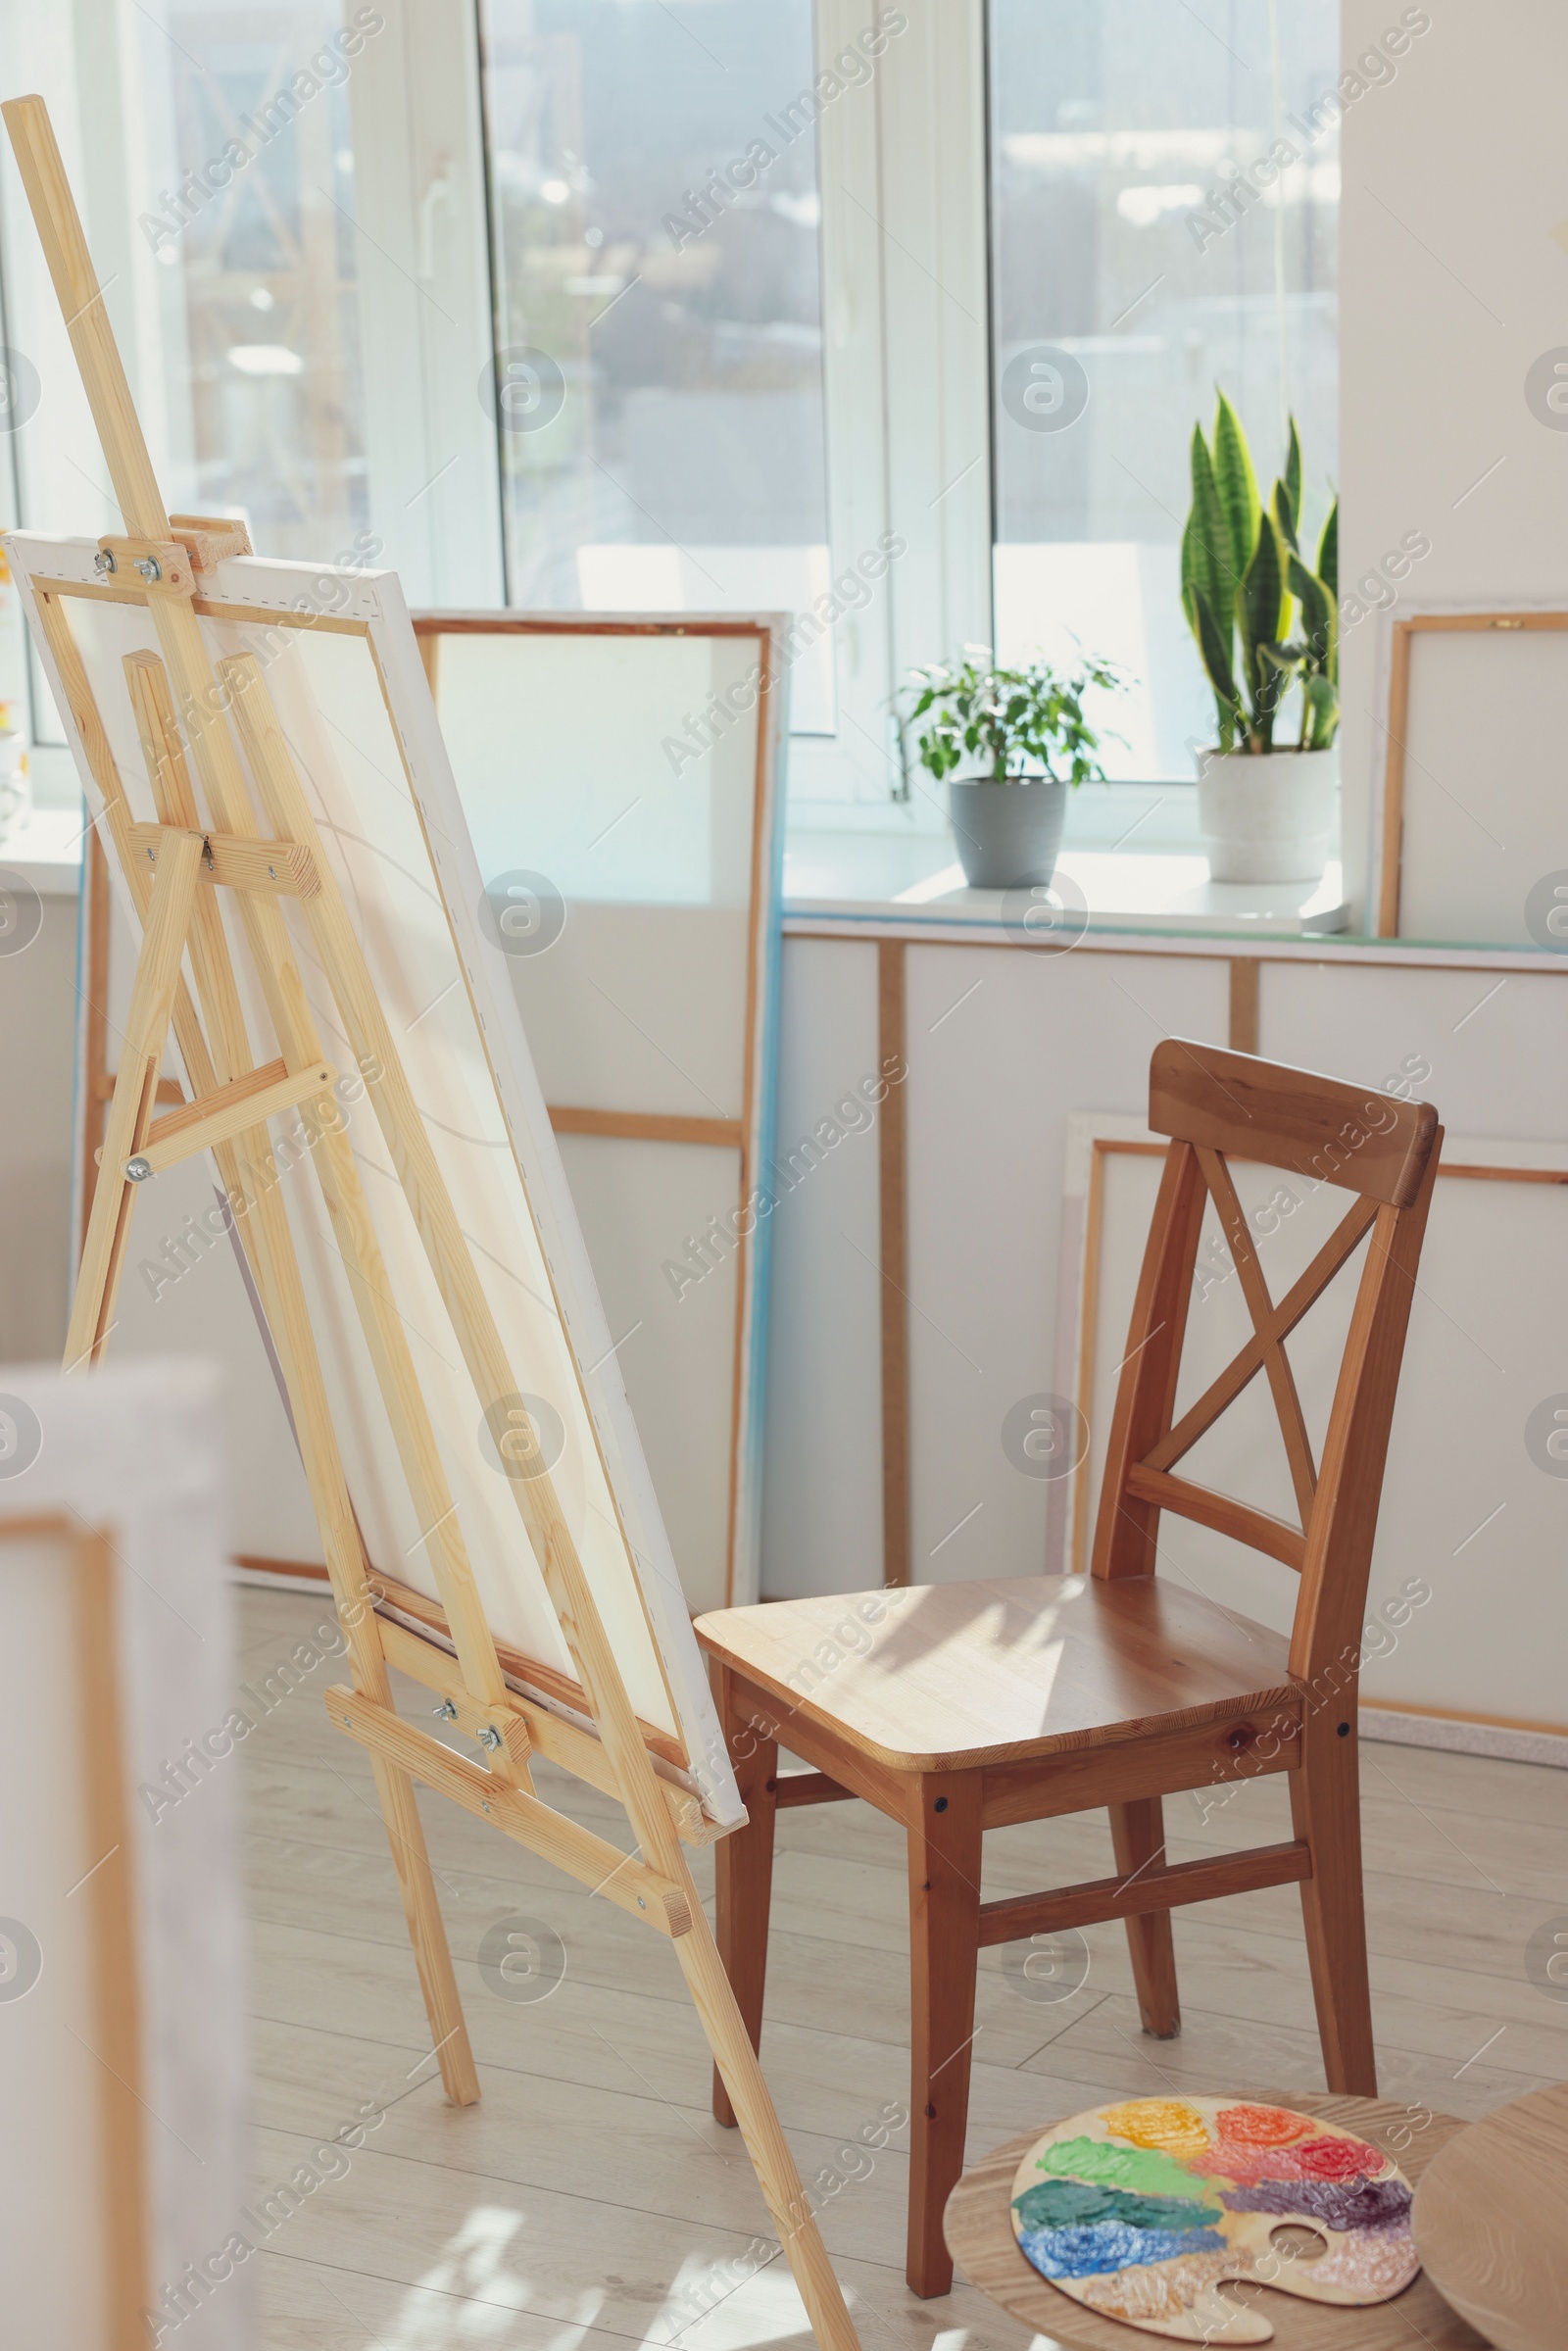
[807, 0, 991, 817]
[879, 0, 992, 797]
[809, 0, 897, 803]
[346, 0, 503, 605]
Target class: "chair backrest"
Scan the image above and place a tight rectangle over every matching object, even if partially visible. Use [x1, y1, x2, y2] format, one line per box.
[1090, 1039, 1443, 1692]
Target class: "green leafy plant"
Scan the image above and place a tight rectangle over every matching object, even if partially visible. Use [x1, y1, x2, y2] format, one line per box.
[1182, 394, 1339, 756]
[906, 647, 1124, 786]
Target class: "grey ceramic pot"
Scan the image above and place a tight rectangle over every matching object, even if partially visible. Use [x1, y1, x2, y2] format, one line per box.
[949, 774, 1068, 889]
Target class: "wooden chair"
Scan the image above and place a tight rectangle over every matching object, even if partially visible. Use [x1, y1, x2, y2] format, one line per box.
[694, 1038, 1442, 2298]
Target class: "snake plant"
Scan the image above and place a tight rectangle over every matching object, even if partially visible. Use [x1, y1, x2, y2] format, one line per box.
[1182, 394, 1339, 755]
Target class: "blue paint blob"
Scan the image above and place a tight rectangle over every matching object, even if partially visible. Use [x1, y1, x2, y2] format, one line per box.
[1017, 2218, 1227, 2279]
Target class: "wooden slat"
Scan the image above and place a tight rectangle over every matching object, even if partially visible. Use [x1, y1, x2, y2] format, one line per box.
[139, 1055, 334, 1174]
[167, 512, 253, 571]
[124, 818, 319, 899]
[373, 1613, 715, 1843]
[1292, 1142, 1443, 1686]
[74, 1527, 150, 2348]
[720, 1667, 919, 1825]
[1196, 1145, 1317, 1524]
[1150, 1036, 1439, 1206]
[64, 829, 203, 1371]
[79, 827, 111, 1241]
[1124, 1462, 1307, 1572]
[96, 534, 196, 596]
[329, 1685, 694, 1937]
[877, 939, 910, 1588]
[1146, 1191, 1378, 1475]
[975, 1838, 1312, 1945]
[979, 1705, 1299, 1830]
[773, 1770, 856, 1808]
[547, 1105, 743, 1149]
[1227, 956, 1259, 1053]
[372, 1573, 691, 1770]
[1091, 1141, 1208, 1578]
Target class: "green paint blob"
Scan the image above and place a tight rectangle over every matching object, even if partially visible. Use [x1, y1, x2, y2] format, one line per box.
[1013, 2180, 1220, 2232]
[1035, 2135, 1219, 2203]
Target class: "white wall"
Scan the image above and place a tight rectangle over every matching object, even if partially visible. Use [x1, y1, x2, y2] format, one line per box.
[1339, 0, 1568, 921]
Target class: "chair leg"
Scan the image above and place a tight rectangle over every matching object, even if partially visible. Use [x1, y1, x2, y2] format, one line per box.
[710, 1661, 779, 2128]
[906, 1772, 982, 2298]
[1292, 1707, 1377, 2094]
[1110, 1796, 1180, 2038]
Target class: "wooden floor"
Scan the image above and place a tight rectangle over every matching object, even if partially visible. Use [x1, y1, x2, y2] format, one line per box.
[238, 1585, 1568, 2350]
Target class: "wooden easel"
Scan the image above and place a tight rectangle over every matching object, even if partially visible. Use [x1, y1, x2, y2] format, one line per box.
[4, 94, 859, 2351]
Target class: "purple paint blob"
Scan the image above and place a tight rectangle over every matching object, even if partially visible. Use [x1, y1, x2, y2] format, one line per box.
[1220, 2175, 1413, 2232]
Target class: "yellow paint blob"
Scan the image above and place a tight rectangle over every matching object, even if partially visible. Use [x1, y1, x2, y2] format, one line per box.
[1101, 2097, 1213, 2160]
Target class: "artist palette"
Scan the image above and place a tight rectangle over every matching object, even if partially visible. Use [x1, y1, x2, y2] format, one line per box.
[1008, 2096, 1421, 2341]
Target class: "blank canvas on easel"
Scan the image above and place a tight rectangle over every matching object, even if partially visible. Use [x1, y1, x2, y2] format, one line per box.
[15, 539, 735, 1811]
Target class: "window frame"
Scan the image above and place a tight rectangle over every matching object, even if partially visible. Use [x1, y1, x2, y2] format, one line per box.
[0, 0, 1002, 814]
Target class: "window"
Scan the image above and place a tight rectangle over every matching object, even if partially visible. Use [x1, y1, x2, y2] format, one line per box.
[134, 2, 372, 561]
[478, 0, 837, 729]
[0, 0, 1342, 822]
[989, 0, 1341, 784]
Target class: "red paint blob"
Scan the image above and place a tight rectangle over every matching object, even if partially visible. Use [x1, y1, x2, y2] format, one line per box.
[1196, 2131, 1383, 2186]
[1213, 2104, 1315, 2149]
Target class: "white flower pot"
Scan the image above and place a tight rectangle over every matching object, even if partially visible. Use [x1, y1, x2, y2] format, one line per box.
[1196, 747, 1339, 885]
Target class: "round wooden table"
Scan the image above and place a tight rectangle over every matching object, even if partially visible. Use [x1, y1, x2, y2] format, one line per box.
[944, 2091, 1493, 2349]
[1411, 2082, 1568, 2351]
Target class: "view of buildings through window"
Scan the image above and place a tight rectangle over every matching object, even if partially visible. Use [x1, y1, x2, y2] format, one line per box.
[479, 0, 835, 726]
[135, 2, 370, 561]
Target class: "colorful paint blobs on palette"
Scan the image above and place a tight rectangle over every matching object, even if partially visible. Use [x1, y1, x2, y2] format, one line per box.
[1009, 2098, 1423, 2342]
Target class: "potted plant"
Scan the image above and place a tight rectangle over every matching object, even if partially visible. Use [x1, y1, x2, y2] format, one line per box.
[906, 647, 1124, 890]
[1182, 394, 1339, 883]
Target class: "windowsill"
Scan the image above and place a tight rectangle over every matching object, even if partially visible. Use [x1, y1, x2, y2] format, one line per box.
[1, 806, 88, 897]
[782, 826, 1351, 941]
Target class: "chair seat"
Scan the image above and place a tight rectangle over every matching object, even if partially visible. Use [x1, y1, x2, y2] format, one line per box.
[694, 1575, 1298, 1773]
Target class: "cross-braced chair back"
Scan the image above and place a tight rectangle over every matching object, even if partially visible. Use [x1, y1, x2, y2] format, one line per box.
[1091, 1040, 1443, 1690]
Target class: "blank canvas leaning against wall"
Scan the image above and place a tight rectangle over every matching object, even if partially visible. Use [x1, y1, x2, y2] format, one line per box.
[0, 1359, 249, 2351]
[416, 614, 789, 1614]
[1372, 606, 1568, 945]
[1054, 1109, 1568, 1736]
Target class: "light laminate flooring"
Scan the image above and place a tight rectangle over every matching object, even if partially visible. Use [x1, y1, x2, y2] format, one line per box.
[234, 1585, 1568, 2350]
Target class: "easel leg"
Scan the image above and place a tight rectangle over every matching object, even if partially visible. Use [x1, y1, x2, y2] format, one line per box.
[370, 1753, 479, 2105]
[1291, 1711, 1377, 2095]
[711, 1662, 778, 2129]
[1110, 1795, 1180, 2037]
[679, 1910, 862, 2351]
